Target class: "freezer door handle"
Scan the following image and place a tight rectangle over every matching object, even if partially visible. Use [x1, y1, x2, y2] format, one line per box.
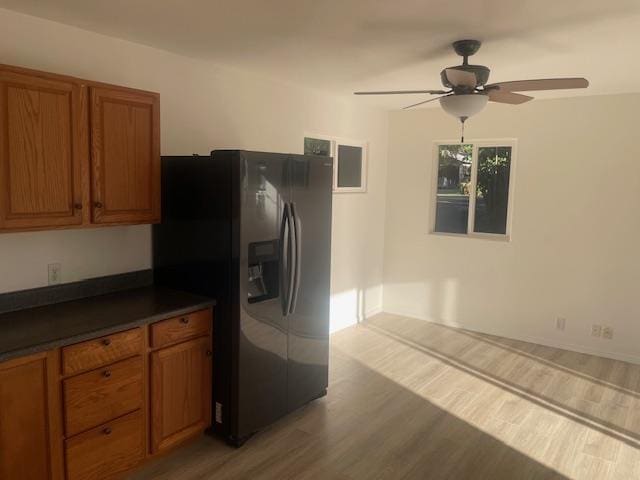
[289, 202, 302, 314]
[279, 203, 292, 316]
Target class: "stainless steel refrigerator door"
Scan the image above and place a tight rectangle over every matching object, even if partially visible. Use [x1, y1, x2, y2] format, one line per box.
[287, 155, 333, 411]
[238, 152, 291, 437]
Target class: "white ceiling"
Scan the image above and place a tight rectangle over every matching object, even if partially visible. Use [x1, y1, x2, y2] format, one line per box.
[2, 0, 640, 109]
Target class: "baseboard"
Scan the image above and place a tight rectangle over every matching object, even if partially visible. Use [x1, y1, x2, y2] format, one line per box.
[380, 306, 640, 366]
[330, 304, 383, 334]
[364, 305, 383, 320]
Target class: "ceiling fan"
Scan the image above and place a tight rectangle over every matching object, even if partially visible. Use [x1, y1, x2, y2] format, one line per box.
[354, 39, 589, 140]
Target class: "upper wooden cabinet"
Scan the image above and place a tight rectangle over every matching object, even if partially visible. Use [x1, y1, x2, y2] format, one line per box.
[0, 64, 160, 233]
[0, 70, 85, 230]
[90, 87, 160, 224]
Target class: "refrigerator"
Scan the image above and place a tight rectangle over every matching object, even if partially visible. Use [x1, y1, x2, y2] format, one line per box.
[153, 150, 333, 446]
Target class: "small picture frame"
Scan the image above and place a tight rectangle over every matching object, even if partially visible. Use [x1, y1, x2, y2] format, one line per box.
[304, 135, 368, 193]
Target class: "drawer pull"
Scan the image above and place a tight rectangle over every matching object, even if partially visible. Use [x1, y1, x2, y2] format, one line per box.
[180, 317, 190, 324]
[102, 427, 112, 435]
[102, 338, 111, 346]
[102, 370, 111, 378]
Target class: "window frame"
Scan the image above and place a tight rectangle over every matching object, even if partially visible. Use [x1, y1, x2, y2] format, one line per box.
[430, 139, 517, 241]
[304, 133, 368, 193]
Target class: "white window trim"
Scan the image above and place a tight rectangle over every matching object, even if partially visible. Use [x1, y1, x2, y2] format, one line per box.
[304, 133, 368, 193]
[430, 138, 518, 241]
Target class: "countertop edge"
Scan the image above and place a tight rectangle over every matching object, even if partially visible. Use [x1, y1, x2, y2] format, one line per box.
[0, 299, 216, 364]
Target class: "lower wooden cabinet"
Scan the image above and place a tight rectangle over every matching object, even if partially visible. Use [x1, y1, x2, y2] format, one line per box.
[65, 410, 144, 480]
[63, 355, 144, 436]
[0, 351, 63, 480]
[0, 307, 213, 480]
[150, 335, 213, 453]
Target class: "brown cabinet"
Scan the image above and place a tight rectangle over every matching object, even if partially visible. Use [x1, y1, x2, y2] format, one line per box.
[65, 410, 144, 480]
[0, 64, 160, 233]
[90, 86, 160, 224]
[0, 351, 63, 480]
[0, 308, 212, 479]
[150, 309, 212, 349]
[0, 69, 85, 230]
[63, 355, 143, 436]
[150, 335, 213, 453]
[62, 327, 143, 376]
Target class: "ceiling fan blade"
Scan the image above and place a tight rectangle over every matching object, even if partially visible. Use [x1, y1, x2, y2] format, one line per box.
[487, 90, 533, 105]
[403, 95, 447, 110]
[354, 89, 447, 95]
[486, 78, 589, 92]
[445, 68, 477, 88]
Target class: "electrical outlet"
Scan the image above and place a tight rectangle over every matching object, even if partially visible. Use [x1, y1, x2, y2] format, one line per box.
[602, 326, 614, 340]
[215, 402, 222, 423]
[591, 324, 602, 337]
[556, 317, 566, 331]
[48, 263, 61, 285]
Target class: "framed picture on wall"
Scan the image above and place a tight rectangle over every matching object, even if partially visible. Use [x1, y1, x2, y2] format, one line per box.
[303, 135, 368, 193]
[304, 137, 333, 157]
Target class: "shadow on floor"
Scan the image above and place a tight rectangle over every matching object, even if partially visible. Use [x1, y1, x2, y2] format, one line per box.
[364, 313, 640, 450]
[129, 336, 567, 479]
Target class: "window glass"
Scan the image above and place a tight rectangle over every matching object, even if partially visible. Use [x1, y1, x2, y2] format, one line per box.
[474, 146, 512, 234]
[434, 144, 472, 234]
[337, 145, 363, 188]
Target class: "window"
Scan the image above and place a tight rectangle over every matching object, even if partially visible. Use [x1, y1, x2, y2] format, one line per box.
[432, 140, 516, 238]
[304, 135, 368, 193]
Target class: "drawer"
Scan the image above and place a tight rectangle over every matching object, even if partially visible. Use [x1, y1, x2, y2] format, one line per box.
[63, 355, 143, 436]
[150, 309, 212, 349]
[65, 409, 144, 480]
[62, 328, 142, 376]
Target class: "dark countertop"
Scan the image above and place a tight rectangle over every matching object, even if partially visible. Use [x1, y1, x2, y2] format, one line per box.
[0, 286, 215, 363]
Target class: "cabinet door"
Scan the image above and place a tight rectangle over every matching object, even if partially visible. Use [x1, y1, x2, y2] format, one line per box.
[150, 336, 212, 453]
[90, 86, 160, 224]
[0, 70, 85, 230]
[0, 351, 63, 480]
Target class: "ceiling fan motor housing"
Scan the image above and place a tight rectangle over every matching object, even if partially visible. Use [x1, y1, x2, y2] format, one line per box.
[440, 65, 491, 89]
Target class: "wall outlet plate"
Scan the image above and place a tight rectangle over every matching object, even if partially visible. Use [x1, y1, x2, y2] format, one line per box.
[48, 263, 61, 285]
[556, 317, 566, 331]
[215, 402, 222, 423]
[602, 326, 614, 340]
[591, 324, 602, 337]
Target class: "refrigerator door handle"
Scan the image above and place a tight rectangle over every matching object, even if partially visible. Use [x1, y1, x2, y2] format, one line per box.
[289, 202, 302, 314]
[279, 203, 292, 316]
[285, 203, 297, 315]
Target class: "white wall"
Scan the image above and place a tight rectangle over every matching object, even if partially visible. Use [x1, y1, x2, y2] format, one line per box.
[384, 93, 640, 364]
[0, 8, 388, 332]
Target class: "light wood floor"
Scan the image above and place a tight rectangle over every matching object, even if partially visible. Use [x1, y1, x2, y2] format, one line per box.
[129, 313, 640, 479]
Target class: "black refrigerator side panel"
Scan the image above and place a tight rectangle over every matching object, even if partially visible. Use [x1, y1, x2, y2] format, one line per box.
[287, 154, 333, 412]
[152, 155, 236, 439]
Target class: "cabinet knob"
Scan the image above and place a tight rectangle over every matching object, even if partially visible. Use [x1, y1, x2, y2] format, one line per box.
[103, 370, 111, 378]
[180, 317, 190, 324]
[206, 350, 213, 357]
[102, 338, 111, 346]
[102, 427, 112, 435]
[94, 201, 103, 209]
[73, 203, 83, 210]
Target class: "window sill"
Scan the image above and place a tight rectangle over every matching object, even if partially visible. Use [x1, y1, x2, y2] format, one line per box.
[428, 231, 512, 242]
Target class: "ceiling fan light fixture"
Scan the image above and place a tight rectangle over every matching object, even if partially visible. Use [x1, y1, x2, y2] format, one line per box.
[439, 93, 488, 120]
